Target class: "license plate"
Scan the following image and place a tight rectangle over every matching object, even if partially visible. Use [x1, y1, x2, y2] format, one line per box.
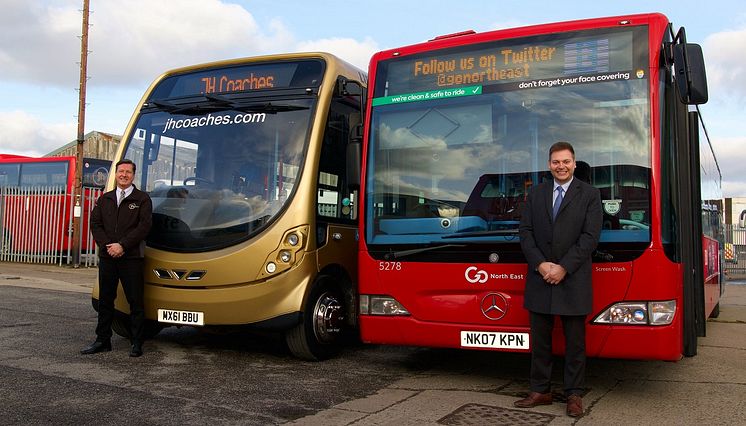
[157, 309, 204, 326]
[460, 331, 530, 350]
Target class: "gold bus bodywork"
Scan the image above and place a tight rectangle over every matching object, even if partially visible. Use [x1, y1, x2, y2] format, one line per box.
[92, 52, 364, 360]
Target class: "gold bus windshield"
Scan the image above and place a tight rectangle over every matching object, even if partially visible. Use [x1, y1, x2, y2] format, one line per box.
[123, 60, 324, 252]
[367, 26, 651, 247]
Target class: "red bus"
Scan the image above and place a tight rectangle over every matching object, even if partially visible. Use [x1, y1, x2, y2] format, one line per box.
[0, 154, 110, 263]
[357, 13, 722, 360]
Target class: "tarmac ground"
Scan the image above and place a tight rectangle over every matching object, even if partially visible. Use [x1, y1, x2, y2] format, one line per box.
[1, 262, 744, 425]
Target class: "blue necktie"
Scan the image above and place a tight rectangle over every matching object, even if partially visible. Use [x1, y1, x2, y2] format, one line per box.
[553, 186, 564, 220]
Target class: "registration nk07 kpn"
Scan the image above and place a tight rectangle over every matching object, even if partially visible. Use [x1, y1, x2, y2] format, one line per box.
[460, 331, 530, 350]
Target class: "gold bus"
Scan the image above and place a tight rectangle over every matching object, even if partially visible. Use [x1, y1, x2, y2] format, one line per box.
[93, 53, 366, 360]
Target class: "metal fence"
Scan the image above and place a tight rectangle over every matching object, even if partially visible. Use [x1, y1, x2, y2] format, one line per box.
[724, 224, 746, 278]
[0, 186, 102, 266]
[4, 191, 746, 275]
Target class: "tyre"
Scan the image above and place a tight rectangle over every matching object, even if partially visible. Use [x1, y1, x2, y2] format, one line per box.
[285, 276, 349, 361]
[112, 315, 164, 340]
[112, 316, 131, 338]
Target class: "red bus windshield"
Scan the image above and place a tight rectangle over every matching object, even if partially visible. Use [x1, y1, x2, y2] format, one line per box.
[366, 25, 650, 259]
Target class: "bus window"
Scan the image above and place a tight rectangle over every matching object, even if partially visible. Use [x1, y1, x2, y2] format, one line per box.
[0, 163, 20, 187]
[19, 162, 68, 187]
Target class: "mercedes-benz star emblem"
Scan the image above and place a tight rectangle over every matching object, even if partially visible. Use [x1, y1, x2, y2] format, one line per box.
[480, 292, 509, 321]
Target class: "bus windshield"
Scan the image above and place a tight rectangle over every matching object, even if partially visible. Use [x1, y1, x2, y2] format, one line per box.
[124, 99, 314, 252]
[122, 60, 324, 252]
[366, 26, 651, 248]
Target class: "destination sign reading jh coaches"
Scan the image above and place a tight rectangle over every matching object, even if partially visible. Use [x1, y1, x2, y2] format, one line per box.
[149, 60, 324, 99]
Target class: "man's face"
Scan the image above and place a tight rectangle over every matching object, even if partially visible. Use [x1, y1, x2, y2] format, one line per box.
[115, 163, 135, 189]
[548, 149, 576, 184]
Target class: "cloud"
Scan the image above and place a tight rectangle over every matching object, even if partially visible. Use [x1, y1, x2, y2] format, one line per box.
[0, 1, 81, 86]
[0, 0, 380, 89]
[295, 37, 379, 71]
[704, 26, 746, 101]
[710, 135, 746, 197]
[88, 0, 295, 85]
[0, 110, 76, 156]
[0, 0, 294, 87]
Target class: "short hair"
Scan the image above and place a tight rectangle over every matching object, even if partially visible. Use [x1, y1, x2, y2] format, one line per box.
[116, 159, 136, 174]
[549, 141, 575, 159]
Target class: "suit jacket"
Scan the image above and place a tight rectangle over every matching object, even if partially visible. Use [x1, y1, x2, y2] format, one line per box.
[518, 178, 602, 315]
[91, 186, 152, 259]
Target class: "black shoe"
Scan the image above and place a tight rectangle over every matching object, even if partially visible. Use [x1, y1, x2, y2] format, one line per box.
[81, 340, 111, 355]
[129, 342, 143, 357]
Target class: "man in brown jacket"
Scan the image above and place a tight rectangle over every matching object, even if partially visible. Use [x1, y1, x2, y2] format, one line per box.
[81, 159, 152, 357]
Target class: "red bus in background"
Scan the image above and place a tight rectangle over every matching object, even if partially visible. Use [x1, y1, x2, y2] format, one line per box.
[0, 154, 111, 263]
[357, 13, 722, 361]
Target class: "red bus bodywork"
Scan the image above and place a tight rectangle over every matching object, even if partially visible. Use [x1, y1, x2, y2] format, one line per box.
[358, 13, 721, 361]
[0, 155, 108, 259]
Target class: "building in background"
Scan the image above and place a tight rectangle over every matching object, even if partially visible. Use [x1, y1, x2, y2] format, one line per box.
[724, 197, 746, 226]
[45, 131, 121, 162]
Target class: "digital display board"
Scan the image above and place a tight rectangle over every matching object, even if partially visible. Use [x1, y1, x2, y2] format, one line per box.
[375, 28, 644, 100]
[148, 59, 324, 100]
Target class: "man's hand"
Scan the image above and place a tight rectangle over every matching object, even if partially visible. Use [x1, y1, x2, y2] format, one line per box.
[539, 262, 566, 285]
[106, 243, 124, 258]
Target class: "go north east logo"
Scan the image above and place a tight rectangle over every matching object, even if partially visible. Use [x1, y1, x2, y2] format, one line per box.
[465, 266, 489, 284]
[465, 267, 525, 283]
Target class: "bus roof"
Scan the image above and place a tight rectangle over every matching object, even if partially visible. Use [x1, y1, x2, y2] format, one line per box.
[371, 12, 670, 61]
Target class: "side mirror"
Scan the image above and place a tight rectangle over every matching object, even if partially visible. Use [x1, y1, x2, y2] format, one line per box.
[346, 136, 361, 190]
[673, 43, 708, 105]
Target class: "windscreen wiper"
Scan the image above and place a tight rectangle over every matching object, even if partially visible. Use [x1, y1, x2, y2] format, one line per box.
[441, 229, 519, 239]
[144, 97, 232, 114]
[385, 243, 466, 260]
[144, 97, 309, 115]
[204, 93, 235, 107]
[236, 102, 309, 113]
[146, 99, 180, 112]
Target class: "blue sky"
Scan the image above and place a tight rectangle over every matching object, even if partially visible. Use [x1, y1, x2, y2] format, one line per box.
[1, 0, 745, 195]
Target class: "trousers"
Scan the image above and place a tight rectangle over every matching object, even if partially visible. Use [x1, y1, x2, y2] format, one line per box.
[95, 257, 145, 343]
[529, 311, 586, 396]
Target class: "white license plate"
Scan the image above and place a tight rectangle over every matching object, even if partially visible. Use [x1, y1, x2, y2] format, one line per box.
[460, 331, 530, 350]
[157, 309, 204, 326]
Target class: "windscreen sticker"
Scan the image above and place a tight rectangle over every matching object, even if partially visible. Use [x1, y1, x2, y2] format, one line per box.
[372, 85, 482, 106]
[163, 112, 266, 133]
[603, 199, 622, 216]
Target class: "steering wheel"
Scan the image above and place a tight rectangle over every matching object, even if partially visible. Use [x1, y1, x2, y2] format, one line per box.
[183, 177, 214, 186]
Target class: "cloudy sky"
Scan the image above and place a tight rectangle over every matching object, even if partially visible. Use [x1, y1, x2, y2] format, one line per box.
[1, 0, 745, 195]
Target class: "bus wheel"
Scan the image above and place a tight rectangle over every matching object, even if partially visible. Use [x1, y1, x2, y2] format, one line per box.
[285, 277, 347, 361]
[112, 316, 164, 340]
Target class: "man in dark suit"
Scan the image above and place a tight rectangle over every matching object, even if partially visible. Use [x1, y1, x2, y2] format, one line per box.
[514, 142, 602, 417]
[81, 159, 152, 358]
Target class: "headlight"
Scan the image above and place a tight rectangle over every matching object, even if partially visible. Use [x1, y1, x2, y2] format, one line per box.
[359, 295, 410, 316]
[593, 300, 676, 325]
